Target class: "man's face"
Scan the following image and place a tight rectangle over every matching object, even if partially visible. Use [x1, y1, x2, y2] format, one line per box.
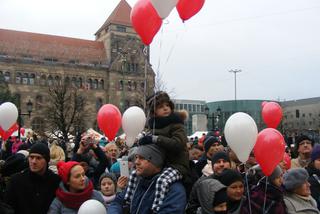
[106, 145, 118, 159]
[28, 153, 47, 175]
[212, 159, 231, 175]
[155, 103, 172, 117]
[298, 140, 312, 154]
[207, 143, 223, 159]
[134, 154, 160, 177]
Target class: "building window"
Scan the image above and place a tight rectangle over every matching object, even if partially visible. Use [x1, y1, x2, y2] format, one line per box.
[40, 75, 46, 86]
[48, 75, 53, 86]
[93, 79, 98, 89]
[87, 79, 92, 90]
[140, 82, 144, 91]
[72, 77, 77, 87]
[4, 71, 10, 82]
[54, 76, 61, 85]
[96, 98, 103, 111]
[133, 82, 137, 90]
[127, 81, 132, 91]
[302, 113, 305, 117]
[15, 72, 22, 84]
[32, 117, 45, 132]
[22, 73, 28, 84]
[119, 80, 124, 90]
[296, 110, 300, 118]
[77, 77, 83, 88]
[117, 26, 126, 32]
[29, 73, 35, 85]
[309, 113, 312, 117]
[99, 79, 104, 89]
[64, 76, 70, 85]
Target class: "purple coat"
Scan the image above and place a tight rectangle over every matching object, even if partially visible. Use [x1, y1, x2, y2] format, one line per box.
[241, 179, 287, 214]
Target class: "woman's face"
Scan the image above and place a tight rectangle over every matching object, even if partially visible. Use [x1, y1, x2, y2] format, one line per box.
[294, 181, 311, 197]
[314, 158, 320, 170]
[272, 175, 283, 187]
[227, 181, 244, 201]
[68, 165, 86, 192]
[100, 177, 116, 196]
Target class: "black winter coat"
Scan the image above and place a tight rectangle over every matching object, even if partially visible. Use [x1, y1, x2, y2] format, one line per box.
[4, 168, 60, 214]
[306, 165, 320, 209]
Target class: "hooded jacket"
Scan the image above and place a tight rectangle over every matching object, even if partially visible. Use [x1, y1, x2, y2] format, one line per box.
[196, 179, 226, 214]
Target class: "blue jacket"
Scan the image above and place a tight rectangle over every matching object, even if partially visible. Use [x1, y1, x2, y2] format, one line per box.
[108, 174, 186, 214]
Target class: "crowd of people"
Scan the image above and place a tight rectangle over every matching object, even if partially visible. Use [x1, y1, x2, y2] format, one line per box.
[0, 91, 319, 214]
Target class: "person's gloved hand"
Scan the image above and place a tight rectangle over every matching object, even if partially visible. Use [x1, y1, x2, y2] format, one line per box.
[138, 135, 158, 146]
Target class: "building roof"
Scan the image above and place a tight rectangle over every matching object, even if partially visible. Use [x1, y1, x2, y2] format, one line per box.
[281, 97, 320, 107]
[0, 28, 107, 65]
[95, 0, 132, 35]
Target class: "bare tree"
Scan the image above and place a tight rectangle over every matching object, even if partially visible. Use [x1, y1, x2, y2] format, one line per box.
[42, 82, 88, 143]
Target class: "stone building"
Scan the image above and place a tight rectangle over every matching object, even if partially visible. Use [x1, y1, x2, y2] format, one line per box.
[0, 0, 155, 132]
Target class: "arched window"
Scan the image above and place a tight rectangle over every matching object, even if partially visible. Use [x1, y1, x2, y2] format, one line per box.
[35, 95, 43, 110]
[140, 82, 145, 91]
[96, 98, 103, 111]
[77, 77, 82, 88]
[93, 79, 98, 89]
[119, 80, 123, 90]
[29, 73, 35, 85]
[4, 71, 10, 82]
[48, 75, 53, 86]
[15, 72, 22, 84]
[22, 73, 28, 84]
[133, 82, 137, 90]
[127, 81, 132, 91]
[40, 75, 46, 86]
[99, 79, 104, 89]
[32, 117, 45, 132]
[86, 79, 93, 90]
[64, 76, 70, 85]
[71, 77, 77, 87]
[54, 76, 61, 85]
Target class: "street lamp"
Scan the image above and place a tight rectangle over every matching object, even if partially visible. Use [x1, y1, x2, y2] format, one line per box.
[215, 106, 222, 130]
[205, 107, 215, 131]
[18, 99, 33, 139]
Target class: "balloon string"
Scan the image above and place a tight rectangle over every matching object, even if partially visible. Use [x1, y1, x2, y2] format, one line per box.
[262, 177, 268, 214]
[245, 169, 252, 214]
[165, 22, 186, 64]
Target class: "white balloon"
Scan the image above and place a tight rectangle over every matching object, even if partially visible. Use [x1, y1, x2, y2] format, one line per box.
[224, 112, 258, 163]
[0, 102, 18, 131]
[78, 199, 106, 214]
[122, 106, 146, 147]
[150, 0, 179, 19]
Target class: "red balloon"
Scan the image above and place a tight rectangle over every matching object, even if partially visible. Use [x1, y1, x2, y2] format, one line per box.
[176, 0, 205, 22]
[254, 128, 285, 176]
[0, 123, 19, 141]
[261, 102, 283, 128]
[130, 0, 162, 45]
[20, 127, 25, 136]
[97, 104, 121, 141]
[283, 152, 291, 170]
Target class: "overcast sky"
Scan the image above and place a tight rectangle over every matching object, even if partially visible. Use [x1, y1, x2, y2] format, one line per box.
[1, 0, 320, 102]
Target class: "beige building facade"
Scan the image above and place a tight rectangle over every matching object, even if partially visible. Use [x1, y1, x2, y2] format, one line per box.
[0, 0, 155, 132]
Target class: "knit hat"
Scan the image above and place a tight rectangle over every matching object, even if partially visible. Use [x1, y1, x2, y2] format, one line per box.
[211, 151, 230, 165]
[135, 144, 164, 168]
[283, 168, 309, 191]
[311, 144, 320, 161]
[295, 135, 313, 151]
[268, 166, 283, 182]
[29, 143, 50, 163]
[57, 161, 80, 184]
[146, 91, 174, 115]
[204, 136, 220, 153]
[213, 188, 228, 207]
[99, 172, 117, 188]
[216, 169, 243, 186]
